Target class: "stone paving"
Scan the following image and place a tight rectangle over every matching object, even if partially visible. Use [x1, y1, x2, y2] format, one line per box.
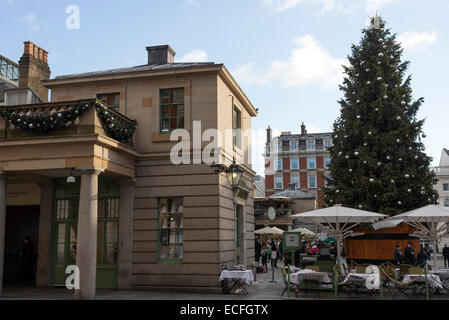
[1, 258, 449, 300]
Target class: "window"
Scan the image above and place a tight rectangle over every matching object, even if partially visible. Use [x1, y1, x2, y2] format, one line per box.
[275, 176, 283, 189]
[324, 140, 332, 149]
[233, 107, 242, 149]
[444, 184, 449, 192]
[445, 199, 449, 207]
[291, 158, 299, 170]
[291, 176, 300, 189]
[308, 157, 316, 169]
[307, 140, 315, 150]
[276, 159, 282, 170]
[324, 157, 331, 169]
[160, 88, 184, 133]
[97, 198, 119, 265]
[97, 93, 120, 110]
[159, 197, 184, 261]
[308, 175, 317, 188]
[277, 142, 281, 152]
[291, 142, 297, 151]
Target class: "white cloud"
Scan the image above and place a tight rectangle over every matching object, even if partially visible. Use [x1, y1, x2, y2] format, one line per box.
[233, 34, 346, 89]
[20, 13, 39, 30]
[397, 31, 437, 52]
[176, 49, 209, 62]
[185, 0, 198, 5]
[364, 0, 396, 14]
[263, 0, 396, 15]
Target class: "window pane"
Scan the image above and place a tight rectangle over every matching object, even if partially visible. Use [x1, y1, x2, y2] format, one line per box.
[308, 157, 316, 169]
[56, 224, 66, 264]
[69, 224, 77, 264]
[105, 222, 118, 265]
[309, 175, 316, 188]
[159, 198, 183, 260]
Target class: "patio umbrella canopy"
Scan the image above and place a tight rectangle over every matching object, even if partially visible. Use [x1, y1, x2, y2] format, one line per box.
[290, 227, 315, 239]
[292, 205, 387, 266]
[388, 205, 449, 271]
[255, 226, 284, 235]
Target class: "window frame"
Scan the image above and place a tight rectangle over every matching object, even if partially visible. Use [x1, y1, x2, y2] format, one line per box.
[307, 140, 315, 151]
[275, 176, 283, 189]
[308, 175, 317, 189]
[324, 157, 331, 169]
[233, 106, 242, 150]
[443, 184, 449, 192]
[158, 197, 184, 263]
[290, 158, 299, 170]
[159, 88, 185, 134]
[97, 92, 120, 110]
[290, 141, 297, 151]
[308, 157, 316, 169]
[276, 158, 283, 171]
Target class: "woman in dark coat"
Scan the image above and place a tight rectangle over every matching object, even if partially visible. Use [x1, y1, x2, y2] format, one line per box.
[20, 237, 35, 286]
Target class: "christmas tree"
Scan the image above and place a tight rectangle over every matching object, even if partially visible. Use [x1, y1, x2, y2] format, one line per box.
[324, 15, 438, 216]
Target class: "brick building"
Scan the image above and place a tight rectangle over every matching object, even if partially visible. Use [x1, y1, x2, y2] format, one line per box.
[264, 123, 332, 208]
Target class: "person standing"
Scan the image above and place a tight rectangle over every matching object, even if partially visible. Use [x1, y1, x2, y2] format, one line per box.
[404, 242, 415, 265]
[443, 244, 449, 268]
[394, 244, 403, 266]
[416, 246, 428, 267]
[20, 237, 35, 286]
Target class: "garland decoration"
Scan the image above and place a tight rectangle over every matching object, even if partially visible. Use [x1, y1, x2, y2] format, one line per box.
[0, 102, 92, 133]
[95, 101, 137, 142]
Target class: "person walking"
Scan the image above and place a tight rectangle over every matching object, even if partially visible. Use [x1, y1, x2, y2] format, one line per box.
[261, 243, 268, 272]
[443, 244, 449, 268]
[19, 236, 35, 286]
[394, 244, 403, 266]
[404, 242, 415, 265]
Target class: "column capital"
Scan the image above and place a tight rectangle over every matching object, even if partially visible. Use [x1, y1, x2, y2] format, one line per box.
[118, 178, 136, 186]
[75, 166, 105, 175]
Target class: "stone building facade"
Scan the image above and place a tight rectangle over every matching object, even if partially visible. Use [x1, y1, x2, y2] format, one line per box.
[0, 42, 257, 298]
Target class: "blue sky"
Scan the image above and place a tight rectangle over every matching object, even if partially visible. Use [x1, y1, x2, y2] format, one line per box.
[1, 0, 447, 176]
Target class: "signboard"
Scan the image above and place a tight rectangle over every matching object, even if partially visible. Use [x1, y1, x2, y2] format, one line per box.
[268, 207, 276, 221]
[283, 232, 302, 251]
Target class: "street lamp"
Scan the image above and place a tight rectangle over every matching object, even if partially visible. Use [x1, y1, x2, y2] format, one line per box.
[225, 160, 243, 189]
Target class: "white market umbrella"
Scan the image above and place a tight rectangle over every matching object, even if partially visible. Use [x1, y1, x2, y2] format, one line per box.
[290, 227, 316, 239]
[271, 226, 285, 234]
[255, 226, 284, 235]
[292, 205, 387, 266]
[389, 205, 449, 271]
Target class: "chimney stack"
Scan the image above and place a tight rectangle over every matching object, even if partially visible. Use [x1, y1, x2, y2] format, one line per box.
[266, 125, 272, 143]
[18, 41, 50, 102]
[146, 45, 176, 65]
[301, 122, 307, 136]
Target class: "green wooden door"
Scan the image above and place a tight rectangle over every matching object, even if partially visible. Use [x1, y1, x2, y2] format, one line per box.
[51, 178, 120, 289]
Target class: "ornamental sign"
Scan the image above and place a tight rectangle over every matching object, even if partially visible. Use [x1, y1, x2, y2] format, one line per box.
[268, 207, 276, 221]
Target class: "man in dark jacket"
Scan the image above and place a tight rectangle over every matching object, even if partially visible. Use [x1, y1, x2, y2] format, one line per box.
[394, 244, 403, 266]
[404, 242, 415, 265]
[20, 236, 35, 286]
[443, 244, 449, 268]
[255, 238, 261, 265]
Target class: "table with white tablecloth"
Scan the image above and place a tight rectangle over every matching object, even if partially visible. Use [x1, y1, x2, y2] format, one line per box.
[289, 269, 331, 285]
[219, 270, 254, 295]
[402, 274, 443, 289]
[343, 273, 380, 290]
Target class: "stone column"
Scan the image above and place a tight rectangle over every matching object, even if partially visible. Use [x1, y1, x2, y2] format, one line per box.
[117, 178, 135, 289]
[74, 167, 103, 300]
[36, 181, 54, 287]
[0, 172, 6, 294]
